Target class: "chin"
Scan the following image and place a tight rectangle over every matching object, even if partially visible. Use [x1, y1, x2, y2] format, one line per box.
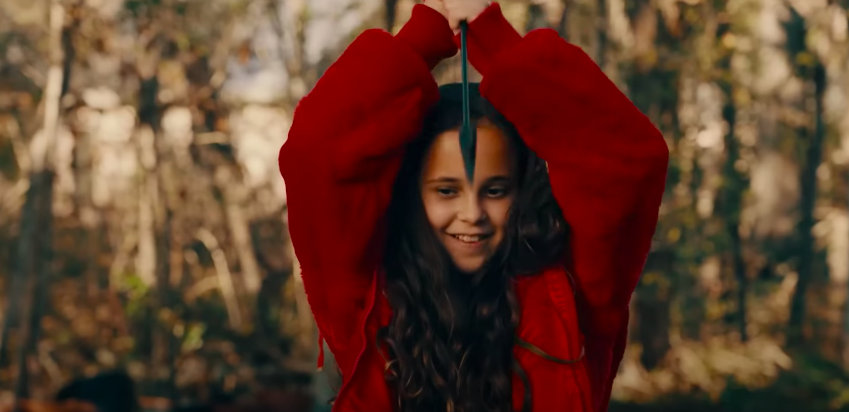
[453, 258, 486, 274]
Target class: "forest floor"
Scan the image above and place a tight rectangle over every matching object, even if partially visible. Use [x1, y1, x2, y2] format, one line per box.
[609, 360, 849, 412]
[608, 336, 849, 412]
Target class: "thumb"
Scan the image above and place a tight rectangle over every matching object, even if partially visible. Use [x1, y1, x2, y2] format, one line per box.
[448, 16, 460, 32]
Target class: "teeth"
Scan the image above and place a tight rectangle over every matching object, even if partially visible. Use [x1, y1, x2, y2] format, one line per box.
[454, 234, 483, 243]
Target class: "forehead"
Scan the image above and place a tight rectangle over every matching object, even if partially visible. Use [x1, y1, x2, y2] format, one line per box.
[422, 125, 515, 180]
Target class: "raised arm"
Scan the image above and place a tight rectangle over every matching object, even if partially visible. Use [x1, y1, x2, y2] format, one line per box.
[458, 4, 668, 411]
[278, 5, 457, 371]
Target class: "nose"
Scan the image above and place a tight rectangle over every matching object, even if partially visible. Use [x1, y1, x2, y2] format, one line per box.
[457, 191, 485, 224]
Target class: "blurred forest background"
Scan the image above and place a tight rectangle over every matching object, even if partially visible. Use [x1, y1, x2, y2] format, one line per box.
[1, 0, 849, 411]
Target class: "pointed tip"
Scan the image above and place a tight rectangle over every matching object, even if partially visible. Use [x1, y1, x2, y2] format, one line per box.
[460, 125, 477, 182]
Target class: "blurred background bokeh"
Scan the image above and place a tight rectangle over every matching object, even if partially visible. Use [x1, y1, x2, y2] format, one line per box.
[0, 0, 848, 411]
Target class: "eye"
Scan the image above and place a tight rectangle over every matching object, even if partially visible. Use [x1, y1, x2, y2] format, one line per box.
[436, 187, 458, 197]
[484, 186, 510, 198]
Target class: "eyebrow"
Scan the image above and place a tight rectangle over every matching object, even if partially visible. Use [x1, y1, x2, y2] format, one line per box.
[424, 176, 512, 185]
[486, 176, 512, 184]
[424, 177, 461, 184]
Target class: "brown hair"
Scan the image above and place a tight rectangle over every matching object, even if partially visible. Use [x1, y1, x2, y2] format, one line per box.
[379, 83, 570, 412]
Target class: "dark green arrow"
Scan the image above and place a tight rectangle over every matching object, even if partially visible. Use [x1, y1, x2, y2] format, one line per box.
[459, 20, 476, 183]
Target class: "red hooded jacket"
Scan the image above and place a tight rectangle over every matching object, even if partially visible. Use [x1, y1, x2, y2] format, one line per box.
[278, 4, 668, 412]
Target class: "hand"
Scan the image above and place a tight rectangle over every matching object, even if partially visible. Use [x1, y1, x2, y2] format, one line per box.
[443, 0, 491, 33]
[422, 0, 449, 19]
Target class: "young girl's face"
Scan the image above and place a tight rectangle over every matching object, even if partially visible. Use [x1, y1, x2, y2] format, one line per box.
[420, 124, 518, 273]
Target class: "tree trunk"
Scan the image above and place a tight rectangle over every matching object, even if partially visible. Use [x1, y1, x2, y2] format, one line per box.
[135, 48, 174, 378]
[634, 249, 674, 370]
[557, 0, 571, 40]
[788, 62, 827, 348]
[595, 0, 608, 69]
[385, 0, 399, 31]
[197, 228, 244, 330]
[525, 3, 548, 33]
[217, 167, 262, 297]
[12, 0, 66, 405]
[715, 17, 748, 341]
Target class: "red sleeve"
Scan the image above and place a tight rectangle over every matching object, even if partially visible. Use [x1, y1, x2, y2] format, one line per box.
[461, 4, 668, 411]
[278, 6, 457, 373]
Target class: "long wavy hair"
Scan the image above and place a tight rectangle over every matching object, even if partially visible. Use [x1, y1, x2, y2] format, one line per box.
[378, 83, 569, 412]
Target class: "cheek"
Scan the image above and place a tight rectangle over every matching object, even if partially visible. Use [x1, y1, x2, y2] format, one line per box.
[484, 198, 514, 229]
[422, 196, 454, 230]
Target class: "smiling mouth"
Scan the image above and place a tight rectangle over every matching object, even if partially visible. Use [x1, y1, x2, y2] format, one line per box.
[449, 234, 493, 243]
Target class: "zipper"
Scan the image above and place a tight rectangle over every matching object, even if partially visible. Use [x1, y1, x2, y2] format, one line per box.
[330, 271, 379, 412]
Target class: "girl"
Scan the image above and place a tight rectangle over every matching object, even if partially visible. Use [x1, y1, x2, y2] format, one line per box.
[278, 1, 668, 411]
